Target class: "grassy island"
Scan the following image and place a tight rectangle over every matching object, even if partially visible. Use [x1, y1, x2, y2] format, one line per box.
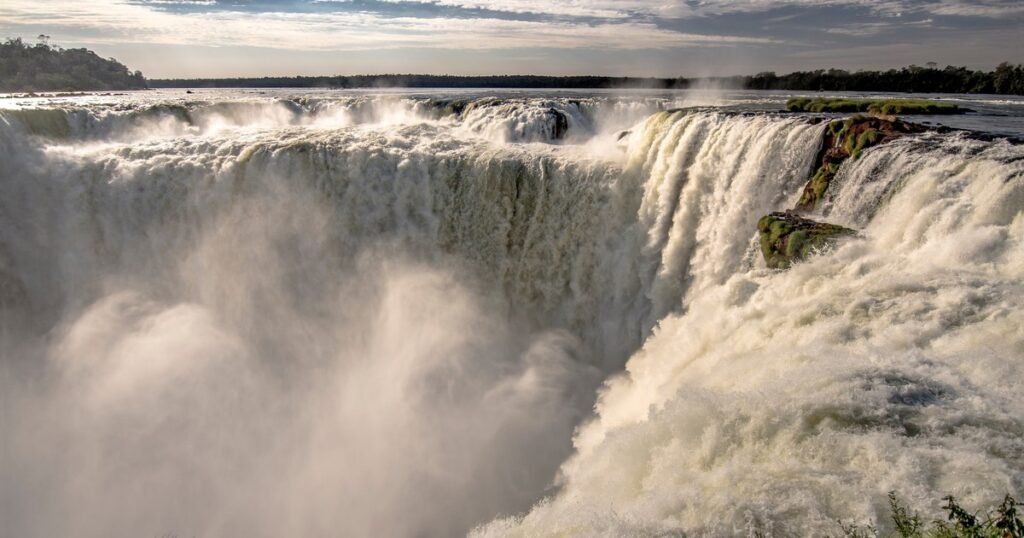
[785, 98, 963, 115]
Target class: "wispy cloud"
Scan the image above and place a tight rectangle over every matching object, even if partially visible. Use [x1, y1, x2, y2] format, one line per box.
[423, 0, 1024, 19]
[824, 18, 935, 37]
[0, 0, 777, 51]
[0, 0, 1019, 77]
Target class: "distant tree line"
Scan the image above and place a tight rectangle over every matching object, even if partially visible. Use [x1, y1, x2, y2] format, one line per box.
[2, 35, 1021, 96]
[150, 63, 1024, 95]
[0, 37, 146, 92]
[744, 63, 1024, 95]
[151, 74, 689, 90]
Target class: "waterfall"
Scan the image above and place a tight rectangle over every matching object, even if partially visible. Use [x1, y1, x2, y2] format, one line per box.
[1, 95, 1021, 537]
[477, 119, 1024, 537]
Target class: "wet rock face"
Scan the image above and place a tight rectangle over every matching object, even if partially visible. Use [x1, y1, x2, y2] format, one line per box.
[795, 116, 926, 212]
[427, 98, 470, 117]
[755, 115, 932, 269]
[757, 212, 856, 269]
[548, 108, 569, 140]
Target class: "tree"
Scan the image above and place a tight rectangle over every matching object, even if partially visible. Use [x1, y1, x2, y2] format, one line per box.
[0, 37, 147, 91]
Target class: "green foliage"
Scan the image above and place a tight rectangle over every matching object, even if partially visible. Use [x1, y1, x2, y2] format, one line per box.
[844, 130, 858, 153]
[837, 493, 1024, 538]
[785, 98, 961, 115]
[854, 129, 879, 156]
[848, 128, 880, 160]
[750, 64, 1024, 95]
[0, 37, 146, 91]
[786, 97, 812, 111]
[890, 492, 925, 537]
[998, 498, 1024, 536]
[940, 495, 983, 536]
[797, 115, 906, 210]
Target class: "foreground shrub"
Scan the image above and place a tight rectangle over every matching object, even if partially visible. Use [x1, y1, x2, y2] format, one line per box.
[837, 492, 1024, 538]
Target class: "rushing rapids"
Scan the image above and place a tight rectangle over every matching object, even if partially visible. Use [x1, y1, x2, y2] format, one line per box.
[0, 91, 1022, 538]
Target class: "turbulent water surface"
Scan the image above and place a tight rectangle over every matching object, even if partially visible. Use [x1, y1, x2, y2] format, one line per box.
[1, 89, 1023, 537]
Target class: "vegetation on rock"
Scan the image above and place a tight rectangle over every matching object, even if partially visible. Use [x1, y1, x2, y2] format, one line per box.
[757, 212, 855, 269]
[837, 492, 1024, 538]
[785, 98, 962, 115]
[795, 115, 926, 212]
[0, 37, 146, 92]
[755, 114, 932, 269]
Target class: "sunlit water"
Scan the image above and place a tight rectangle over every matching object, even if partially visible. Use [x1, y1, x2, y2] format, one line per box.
[1, 89, 1022, 537]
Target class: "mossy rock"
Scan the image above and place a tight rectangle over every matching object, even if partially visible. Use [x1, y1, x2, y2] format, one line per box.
[795, 115, 926, 212]
[757, 212, 856, 269]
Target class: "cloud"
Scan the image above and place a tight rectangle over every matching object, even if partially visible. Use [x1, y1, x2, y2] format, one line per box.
[0, 0, 777, 52]
[5, 1, 1020, 53]
[927, 0, 1024, 17]
[88, 0, 1024, 21]
[824, 18, 935, 37]
[0, 0, 1019, 77]
[411, 0, 1024, 20]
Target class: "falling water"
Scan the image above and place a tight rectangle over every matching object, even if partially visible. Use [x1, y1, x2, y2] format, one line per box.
[0, 92, 1021, 537]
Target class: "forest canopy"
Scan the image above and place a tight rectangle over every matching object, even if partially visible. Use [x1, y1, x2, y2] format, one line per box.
[0, 37, 147, 92]
[744, 63, 1024, 95]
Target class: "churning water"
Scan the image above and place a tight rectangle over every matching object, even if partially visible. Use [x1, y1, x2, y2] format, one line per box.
[1, 89, 1022, 537]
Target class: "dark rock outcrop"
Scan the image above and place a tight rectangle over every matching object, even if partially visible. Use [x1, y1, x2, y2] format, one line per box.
[548, 108, 569, 140]
[758, 212, 856, 269]
[427, 98, 471, 117]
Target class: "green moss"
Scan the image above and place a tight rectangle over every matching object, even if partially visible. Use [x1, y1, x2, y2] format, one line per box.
[786, 97, 812, 112]
[784, 230, 809, 257]
[798, 165, 836, 210]
[844, 132, 857, 154]
[850, 128, 880, 160]
[757, 212, 855, 269]
[857, 128, 879, 147]
[796, 113, 916, 212]
[785, 98, 961, 115]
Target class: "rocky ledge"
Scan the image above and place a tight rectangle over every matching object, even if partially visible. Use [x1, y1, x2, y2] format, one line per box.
[755, 115, 929, 269]
[795, 115, 926, 212]
[758, 212, 856, 269]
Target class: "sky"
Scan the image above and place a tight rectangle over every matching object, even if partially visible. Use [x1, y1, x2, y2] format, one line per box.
[1, 0, 1022, 78]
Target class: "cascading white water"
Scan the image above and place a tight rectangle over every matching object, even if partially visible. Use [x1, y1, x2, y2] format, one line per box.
[0, 94, 667, 144]
[0, 93, 1021, 538]
[477, 120, 1024, 537]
